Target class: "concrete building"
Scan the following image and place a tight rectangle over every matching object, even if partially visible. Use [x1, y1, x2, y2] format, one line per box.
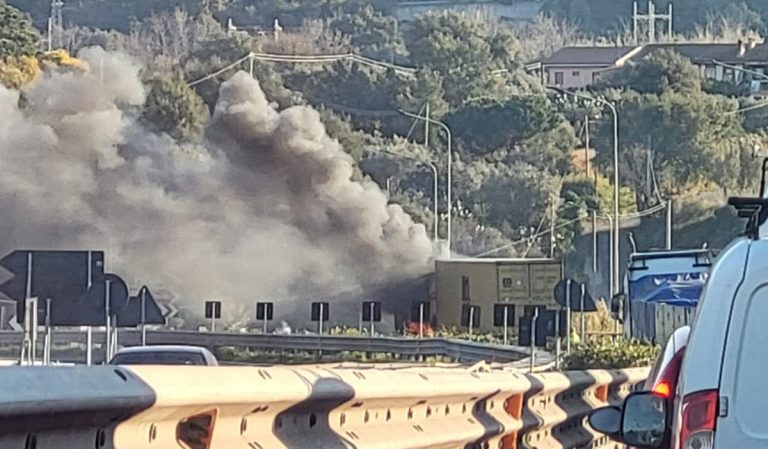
[529, 46, 643, 89]
[530, 41, 768, 93]
[434, 258, 562, 332]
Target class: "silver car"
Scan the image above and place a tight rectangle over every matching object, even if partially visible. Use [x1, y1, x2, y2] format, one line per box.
[108, 345, 218, 366]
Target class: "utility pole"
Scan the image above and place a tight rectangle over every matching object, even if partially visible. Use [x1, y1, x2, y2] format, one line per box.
[49, 0, 64, 50]
[633, 1, 673, 43]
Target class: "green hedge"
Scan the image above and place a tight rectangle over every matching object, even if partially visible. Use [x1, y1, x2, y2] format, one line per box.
[562, 340, 660, 370]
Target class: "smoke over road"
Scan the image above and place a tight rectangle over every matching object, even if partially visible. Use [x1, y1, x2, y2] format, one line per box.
[0, 48, 432, 322]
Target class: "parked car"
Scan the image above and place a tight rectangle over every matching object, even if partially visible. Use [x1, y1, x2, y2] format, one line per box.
[589, 193, 768, 449]
[108, 345, 218, 366]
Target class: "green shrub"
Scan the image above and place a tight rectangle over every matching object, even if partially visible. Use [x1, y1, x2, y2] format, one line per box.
[562, 340, 659, 370]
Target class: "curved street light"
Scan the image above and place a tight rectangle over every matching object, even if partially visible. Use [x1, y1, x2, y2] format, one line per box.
[398, 109, 453, 253]
[548, 86, 620, 296]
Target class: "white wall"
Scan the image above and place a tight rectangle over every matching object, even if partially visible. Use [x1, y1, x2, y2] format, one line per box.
[545, 67, 606, 89]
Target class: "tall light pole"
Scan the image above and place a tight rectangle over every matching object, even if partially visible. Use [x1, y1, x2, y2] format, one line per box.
[399, 109, 453, 254]
[548, 87, 620, 295]
[375, 148, 440, 243]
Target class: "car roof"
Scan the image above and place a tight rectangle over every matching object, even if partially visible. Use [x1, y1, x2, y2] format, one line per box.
[114, 345, 211, 355]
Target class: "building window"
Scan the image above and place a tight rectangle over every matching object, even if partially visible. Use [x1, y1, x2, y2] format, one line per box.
[502, 277, 513, 288]
[592, 72, 601, 83]
[554, 71, 564, 85]
[572, 70, 580, 76]
[461, 276, 470, 302]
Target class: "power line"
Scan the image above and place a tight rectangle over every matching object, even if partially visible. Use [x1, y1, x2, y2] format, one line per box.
[187, 54, 252, 87]
[472, 203, 669, 258]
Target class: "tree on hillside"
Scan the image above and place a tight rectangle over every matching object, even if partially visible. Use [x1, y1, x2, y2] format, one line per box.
[287, 61, 401, 112]
[463, 161, 559, 237]
[404, 11, 521, 105]
[0, 55, 38, 88]
[141, 76, 210, 140]
[511, 121, 579, 174]
[602, 49, 702, 95]
[329, 4, 405, 61]
[125, 9, 227, 67]
[0, 4, 39, 59]
[542, 0, 627, 34]
[592, 91, 743, 206]
[707, 1, 764, 31]
[445, 96, 562, 154]
[397, 68, 449, 118]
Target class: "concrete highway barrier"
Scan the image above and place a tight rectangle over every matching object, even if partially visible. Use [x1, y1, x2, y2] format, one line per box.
[0, 363, 647, 449]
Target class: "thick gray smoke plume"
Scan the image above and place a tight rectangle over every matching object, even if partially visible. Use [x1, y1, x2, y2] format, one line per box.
[0, 48, 432, 322]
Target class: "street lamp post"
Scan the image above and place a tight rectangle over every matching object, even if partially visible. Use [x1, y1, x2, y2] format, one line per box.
[377, 149, 440, 243]
[548, 87, 620, 295]
[399, 109, 453, 253]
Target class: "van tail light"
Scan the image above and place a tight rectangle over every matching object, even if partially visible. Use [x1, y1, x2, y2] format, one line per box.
[680, 390, 718, 449]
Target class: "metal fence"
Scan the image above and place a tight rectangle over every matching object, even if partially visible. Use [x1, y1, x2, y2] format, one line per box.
[0, 330, 554, 364]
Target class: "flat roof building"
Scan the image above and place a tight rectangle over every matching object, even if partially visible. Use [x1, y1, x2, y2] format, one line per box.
[434, 258, 562, 332]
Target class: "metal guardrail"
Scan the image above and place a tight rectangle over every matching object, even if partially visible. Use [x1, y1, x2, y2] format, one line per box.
[0, 363, 649, 449]
[0, 330, 552, 364]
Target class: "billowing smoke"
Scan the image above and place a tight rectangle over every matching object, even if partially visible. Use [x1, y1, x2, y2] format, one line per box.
[0, 48, 432, 324]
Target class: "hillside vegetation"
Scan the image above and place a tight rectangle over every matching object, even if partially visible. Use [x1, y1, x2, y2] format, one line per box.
[1, 0, 764, 271]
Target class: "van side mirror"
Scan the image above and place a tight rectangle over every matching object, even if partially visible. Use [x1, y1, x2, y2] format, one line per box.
[621, 392, 667, 448]
[588, 406, 622, 438]
[611, 293, 626, 323]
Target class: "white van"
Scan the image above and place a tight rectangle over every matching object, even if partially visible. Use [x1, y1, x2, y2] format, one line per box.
[588, 195, 768, 449]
